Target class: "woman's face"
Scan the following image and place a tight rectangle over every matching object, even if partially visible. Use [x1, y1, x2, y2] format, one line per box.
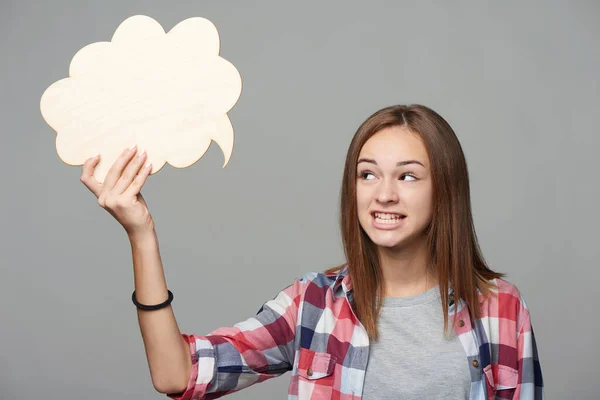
[356, 126, 433, 251]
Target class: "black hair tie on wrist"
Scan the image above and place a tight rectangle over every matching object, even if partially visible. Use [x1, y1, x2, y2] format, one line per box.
[132, 290, 173, 311]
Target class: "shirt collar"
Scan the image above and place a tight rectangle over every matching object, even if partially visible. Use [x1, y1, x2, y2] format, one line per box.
[329, 265, 351, 299]
[330, 264, 459, 309]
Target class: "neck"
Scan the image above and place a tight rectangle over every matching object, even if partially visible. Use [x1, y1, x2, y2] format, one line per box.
[378, 237, 437, 298]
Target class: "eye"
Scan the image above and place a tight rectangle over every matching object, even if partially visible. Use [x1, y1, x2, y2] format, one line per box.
[359, 171, 375, 180]
[401, 173, 417, 181]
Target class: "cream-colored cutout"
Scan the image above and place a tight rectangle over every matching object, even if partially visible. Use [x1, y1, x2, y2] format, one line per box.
[40, 15, 242, 182]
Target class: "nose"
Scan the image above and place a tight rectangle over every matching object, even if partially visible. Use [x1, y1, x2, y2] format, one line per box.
[375, 179, 399, 204]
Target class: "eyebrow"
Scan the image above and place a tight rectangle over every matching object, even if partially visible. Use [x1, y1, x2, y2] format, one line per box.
[357, 158, 425, 168]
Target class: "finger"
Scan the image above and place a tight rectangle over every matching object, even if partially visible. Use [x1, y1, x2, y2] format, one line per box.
[123, 161, 152, 197]
[80, 155, 103, 197]
[112, 149, 148, 194]
[103, 145, 138, 191]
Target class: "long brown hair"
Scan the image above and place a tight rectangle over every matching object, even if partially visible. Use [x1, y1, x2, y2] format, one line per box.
[326, 104, 503, 341]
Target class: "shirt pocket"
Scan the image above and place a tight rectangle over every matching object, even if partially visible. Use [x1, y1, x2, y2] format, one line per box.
[483, 364, 519, 399]
[296, 348, 337, 380]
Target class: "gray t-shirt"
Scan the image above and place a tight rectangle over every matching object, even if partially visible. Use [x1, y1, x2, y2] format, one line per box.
[362, 285, 471, 399]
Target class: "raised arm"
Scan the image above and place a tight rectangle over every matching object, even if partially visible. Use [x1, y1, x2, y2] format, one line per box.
[130, 230, 192, 394]
[80, 146, 191, 394]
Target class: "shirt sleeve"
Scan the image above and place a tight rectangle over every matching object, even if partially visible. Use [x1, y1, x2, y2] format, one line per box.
[513, 299, 544, 399]
[166, 278, 303, 400]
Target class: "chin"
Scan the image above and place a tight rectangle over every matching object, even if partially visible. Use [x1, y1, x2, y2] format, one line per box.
[365, 231, 408, 249]
[364, 226, 429, 251]
[372, 238, 407, 250]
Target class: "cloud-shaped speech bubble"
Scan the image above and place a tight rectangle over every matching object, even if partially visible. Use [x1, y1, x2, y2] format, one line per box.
[40, 15, 242, 182]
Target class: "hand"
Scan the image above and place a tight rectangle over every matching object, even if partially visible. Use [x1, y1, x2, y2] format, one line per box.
[80, 145, 155, 238]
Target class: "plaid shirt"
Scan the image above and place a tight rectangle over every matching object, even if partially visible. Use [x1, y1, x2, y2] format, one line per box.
[169, 266, 543, 399]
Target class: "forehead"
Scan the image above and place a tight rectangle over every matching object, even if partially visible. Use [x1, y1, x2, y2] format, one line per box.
[358, 126, 429, 165]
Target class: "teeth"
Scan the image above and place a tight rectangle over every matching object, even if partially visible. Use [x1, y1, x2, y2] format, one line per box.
[376, 217, 399, 224]
[374, 212, 403, 220]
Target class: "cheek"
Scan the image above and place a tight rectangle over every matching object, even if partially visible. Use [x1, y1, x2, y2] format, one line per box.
[413, 189, 433, 219]
[355, 186, 369, 207]
[356, 188, 372, 219]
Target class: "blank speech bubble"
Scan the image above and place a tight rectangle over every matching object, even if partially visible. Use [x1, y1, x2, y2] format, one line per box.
[40, 15, 243, 182]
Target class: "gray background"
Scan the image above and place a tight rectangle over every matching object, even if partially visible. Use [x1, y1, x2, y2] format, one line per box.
[1, 0, 598, 398]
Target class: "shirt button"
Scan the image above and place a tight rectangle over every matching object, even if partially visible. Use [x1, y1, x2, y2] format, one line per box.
[458, 320, 465, 327]
[307, 367, 313, 376]
[472, 360, 479, 368]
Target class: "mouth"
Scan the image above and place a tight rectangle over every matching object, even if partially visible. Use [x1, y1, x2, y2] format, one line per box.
[371, 211, 407, 227]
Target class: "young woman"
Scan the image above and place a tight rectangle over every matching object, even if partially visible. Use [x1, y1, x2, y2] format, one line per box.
[80, 104, 543, 399]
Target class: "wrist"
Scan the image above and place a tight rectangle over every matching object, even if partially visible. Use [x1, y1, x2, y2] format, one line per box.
[128, 228, 158, 248]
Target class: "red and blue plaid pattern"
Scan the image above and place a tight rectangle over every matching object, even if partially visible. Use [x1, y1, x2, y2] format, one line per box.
[169, 266, 543, 399]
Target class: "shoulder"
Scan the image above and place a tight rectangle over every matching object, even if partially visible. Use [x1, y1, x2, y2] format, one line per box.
[481, 277, 533, 328]
[297, 267, 345, 286]
[491, 277, 523, 297]
[283, 266, 348, 302]
[489, 277, 531, 306]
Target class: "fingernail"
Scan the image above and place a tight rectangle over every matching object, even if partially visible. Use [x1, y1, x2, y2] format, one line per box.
[137, 149, 146, 159]
[129, 144, 137, 151]
[145, 162, 152, 170]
